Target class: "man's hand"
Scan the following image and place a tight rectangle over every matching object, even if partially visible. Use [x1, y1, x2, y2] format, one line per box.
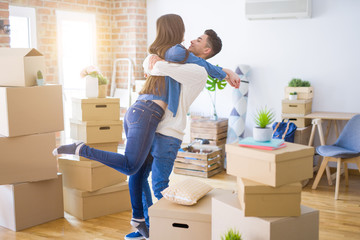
[148, 55, 164, 70]
[223, 68, 240, 88]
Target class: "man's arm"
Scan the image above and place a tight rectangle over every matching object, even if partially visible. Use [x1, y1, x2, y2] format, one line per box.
[143, 54, 208, 85]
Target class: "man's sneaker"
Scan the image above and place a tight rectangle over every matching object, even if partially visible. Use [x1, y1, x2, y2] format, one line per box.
[124, 231, 145, 240]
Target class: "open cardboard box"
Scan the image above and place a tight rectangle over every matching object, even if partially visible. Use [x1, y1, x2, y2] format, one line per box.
[0, 48, 45, 87]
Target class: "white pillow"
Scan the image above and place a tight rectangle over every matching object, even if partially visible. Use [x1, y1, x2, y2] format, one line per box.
[161, 179, 213, 205]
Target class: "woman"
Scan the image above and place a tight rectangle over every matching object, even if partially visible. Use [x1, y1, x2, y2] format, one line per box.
[54, 14, 235, 239]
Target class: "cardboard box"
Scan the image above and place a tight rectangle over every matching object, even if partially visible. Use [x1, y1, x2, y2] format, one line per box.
[0, 85, 64, 137]
[282, 99, 312, 115]
[174, 145, 223, 178]
[0, 132, 58, 185]
[226, 142, 314, 187]
[58, 156, 127, 192]
[79, 142, 119, 161]
[0, 174, 64, 231]
[212, 191, 319, 240]
[294, 125, 312, 145]
[72, 97, 120, 121]
[70, 119, 123, 144]
[63, 181, 131, 220]
[149, 188, 228, 240]
[282, 114, 312, 128]
[0, 48, 45, 87]
[237, 178, 301, 217]
[285, 87, 314, 100]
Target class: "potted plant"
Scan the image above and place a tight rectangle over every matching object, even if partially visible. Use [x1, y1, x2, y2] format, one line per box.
[206, 72, 227, 120]
[80, 66, 109, 98]
[36, 70, 44, 86]
[289, 91, 297, 100]
[253, 106, 275, 142]
[221, 228, 242, 240]
[285, 78, 313, 100]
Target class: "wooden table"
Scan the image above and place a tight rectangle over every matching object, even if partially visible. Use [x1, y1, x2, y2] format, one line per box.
[305, 112, 358, 186]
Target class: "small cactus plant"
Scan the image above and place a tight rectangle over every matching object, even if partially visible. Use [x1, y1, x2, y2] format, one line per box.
[36, 70, 45, 86]
[37, 70, 43, 79]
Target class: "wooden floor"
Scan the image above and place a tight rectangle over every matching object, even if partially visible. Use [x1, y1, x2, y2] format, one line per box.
[1, 171, 360, 240]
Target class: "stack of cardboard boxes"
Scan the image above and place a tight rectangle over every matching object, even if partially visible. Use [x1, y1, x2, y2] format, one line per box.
[214, 142, 320, 239]
[0, 48, 64, 231]
[59, 96, 131, 220]
[282, 86, 314, 145]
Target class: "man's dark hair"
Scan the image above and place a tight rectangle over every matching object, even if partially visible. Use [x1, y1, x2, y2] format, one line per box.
[204, 29, 222, 59]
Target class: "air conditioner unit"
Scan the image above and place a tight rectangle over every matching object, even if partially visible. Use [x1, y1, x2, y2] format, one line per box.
[245, 0, 312, 20]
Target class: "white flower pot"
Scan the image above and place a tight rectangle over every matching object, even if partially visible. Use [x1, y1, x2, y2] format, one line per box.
[253, 126, 273, 142]
[85, 76, 98, 98]
[289, 94, 297, 100]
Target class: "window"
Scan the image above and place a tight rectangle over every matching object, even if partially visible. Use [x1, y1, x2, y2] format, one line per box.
[56, 10, 97, 144]
[9, 6, 37, 48]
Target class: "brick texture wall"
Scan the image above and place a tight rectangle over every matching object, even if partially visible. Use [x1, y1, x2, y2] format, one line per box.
[0, 0, 147, 88]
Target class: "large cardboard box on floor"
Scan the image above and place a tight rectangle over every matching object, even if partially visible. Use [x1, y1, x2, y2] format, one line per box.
[149, 188, 229, 240]
[0, 174, 64, 231]
[0, 84, 64, 137]
[63, 181, 131, 220]
[72, 97, 120, 121]
[0, 48, 45, 87]
[58, 156, 127, 192]
[226, 142, 314, 187]
[70, 119, 122, 144]
[212, 191, 319, 240]
[237, 178, 302, 217]
[79, 142, 119, 161]
[0, 132, 58, 185]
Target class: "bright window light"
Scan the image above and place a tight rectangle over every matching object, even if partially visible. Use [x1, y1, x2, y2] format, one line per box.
[9, 6, 37, 48]
[57, 10, 97, 144]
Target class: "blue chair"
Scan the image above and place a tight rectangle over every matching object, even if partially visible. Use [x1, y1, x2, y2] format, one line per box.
[311, 114, 360, 199]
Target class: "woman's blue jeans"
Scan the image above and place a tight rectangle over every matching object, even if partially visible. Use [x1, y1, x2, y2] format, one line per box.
[79, 100, 164, 175]
[129, 133, 182, 220]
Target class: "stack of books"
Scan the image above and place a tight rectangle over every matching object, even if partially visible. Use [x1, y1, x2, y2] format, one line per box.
[238, 137, 286, 150]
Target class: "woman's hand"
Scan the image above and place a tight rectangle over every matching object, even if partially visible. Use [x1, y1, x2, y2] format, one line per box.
[148, 55, 164, 70]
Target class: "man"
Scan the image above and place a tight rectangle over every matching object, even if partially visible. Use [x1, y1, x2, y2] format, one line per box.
[125, 29, 240, 240]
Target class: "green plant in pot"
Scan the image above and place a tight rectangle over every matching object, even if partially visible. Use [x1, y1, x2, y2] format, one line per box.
[221, 228, 242, 240]
[289, 91, 297, 100]
[206, 72, 227, 120]
[36, 70, 45, 86]
[253, 106, 275, 142]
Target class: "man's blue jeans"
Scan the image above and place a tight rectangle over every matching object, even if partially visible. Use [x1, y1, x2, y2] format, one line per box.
[79, 100, 164, 175]
[129, 133, 182, 220]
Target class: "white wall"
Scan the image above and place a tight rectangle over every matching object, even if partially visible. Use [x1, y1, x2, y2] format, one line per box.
[147, 0, 360, 138]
